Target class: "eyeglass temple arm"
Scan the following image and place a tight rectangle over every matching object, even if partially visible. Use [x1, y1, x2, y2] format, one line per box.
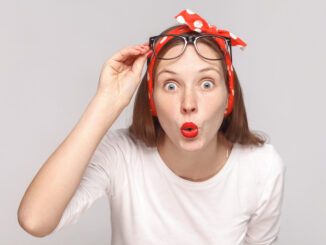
[147, 39, 151, 66]
[228, 39, 233, 63]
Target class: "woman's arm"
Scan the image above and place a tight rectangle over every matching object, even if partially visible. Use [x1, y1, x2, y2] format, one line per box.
[244, 146, 286, 245]
[17, 93, 125, 237]
[17, 43, 151, 237]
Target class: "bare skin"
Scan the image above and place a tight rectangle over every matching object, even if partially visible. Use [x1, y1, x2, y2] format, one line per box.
[154, 44, 232, 182]
[17, 43, 152, 237]
[157, 130, 233, 182]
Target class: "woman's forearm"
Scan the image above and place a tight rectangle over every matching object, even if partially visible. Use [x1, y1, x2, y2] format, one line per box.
[17, 92, 125, 237]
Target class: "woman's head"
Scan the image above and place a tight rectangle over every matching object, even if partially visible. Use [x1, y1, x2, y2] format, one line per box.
[129, 24, 267, 147]
[152, 30, 230, 152]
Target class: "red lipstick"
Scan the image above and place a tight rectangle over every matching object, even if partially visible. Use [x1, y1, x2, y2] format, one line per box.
[180, 122, 198, 138]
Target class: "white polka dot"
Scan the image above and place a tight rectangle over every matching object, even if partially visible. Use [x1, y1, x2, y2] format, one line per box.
[229, 32, 237, 39]
[231, 65, 233, 71]
[232, 89, 235, 96]
[176, 16, 185, 24]
[147, 72, 150, 81]
[227, 66, 229, 71]
[194, 28, 202, 33]
[194, 20, 203, 28]
[160, 36, 167, 44]
[186, 9, 195, 14]
[148, 92, 151, 99]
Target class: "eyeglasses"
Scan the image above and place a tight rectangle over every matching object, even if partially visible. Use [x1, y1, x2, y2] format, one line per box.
[148, 34, 232, 62]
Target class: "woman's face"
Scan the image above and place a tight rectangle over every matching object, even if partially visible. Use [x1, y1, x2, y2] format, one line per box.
[153, 43, 229, 152]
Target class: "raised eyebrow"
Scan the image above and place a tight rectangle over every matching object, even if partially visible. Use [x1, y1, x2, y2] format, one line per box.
[198, 67, 222, 76]
[156, 69, 177, 78]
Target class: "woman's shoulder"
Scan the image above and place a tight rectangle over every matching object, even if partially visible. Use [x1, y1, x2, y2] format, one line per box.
[103, 127, 136, 144]
[102, 127, 147, 152]
[237, 142, 281, 158]
[236, 142, 286, 177]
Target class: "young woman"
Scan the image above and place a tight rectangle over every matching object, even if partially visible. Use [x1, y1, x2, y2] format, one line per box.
[18, 9, 286, 245]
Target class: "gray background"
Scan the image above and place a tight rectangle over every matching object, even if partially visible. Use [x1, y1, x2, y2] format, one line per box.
[1, 0, 325, 244]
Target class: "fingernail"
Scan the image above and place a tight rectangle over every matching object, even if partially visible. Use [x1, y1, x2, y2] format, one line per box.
[140, 46, 146, 49]
[135, 48, 141, 51]
[147, 51, 153, 58]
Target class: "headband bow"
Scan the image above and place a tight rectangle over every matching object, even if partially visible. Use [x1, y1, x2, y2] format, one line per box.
[147, 9, 247, 117]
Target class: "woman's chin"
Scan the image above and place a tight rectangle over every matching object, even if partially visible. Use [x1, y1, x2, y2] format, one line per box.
[178, 137, 204, 152]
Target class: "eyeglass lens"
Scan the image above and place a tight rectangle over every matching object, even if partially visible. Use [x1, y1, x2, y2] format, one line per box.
[153, 35, 227, 60]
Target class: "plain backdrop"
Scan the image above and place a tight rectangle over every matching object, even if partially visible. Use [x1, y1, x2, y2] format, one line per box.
[1, 0, 325, 244]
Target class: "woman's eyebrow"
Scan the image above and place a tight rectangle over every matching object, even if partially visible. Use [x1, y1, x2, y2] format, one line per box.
[156, 67, 221, 77]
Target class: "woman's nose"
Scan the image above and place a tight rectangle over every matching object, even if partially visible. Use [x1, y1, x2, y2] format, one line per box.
[181, 90, 197, 114]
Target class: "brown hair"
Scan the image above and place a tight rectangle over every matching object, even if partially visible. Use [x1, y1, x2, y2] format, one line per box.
[128, 24, 268, 147]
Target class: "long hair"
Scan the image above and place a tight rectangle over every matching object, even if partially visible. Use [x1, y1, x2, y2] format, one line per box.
[128, 24, 268, 147]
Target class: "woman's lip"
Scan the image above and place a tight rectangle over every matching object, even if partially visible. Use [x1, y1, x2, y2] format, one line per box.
[181, 128, 198, 138]
[181, 122, 198, 129]
[180, 122, 199, 138]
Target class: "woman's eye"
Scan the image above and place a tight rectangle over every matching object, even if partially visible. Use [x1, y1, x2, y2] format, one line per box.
[164, 82, 177, 91]
[201, 80, 214, 89]
[163, 80, 214, 91]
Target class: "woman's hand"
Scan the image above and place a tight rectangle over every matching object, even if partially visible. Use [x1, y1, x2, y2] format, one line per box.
[96, 43, 152, 107]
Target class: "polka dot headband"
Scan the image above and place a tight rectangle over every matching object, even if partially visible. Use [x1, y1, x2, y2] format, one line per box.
[147, 9, 247, 117]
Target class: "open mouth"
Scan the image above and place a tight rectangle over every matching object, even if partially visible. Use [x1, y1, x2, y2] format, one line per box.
[181, 122, 198, 130]
[184, 128, 195, 131]
[180, 122, 199, 138]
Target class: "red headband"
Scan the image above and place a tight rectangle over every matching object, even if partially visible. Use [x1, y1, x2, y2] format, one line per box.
[147, 9, 247, 117]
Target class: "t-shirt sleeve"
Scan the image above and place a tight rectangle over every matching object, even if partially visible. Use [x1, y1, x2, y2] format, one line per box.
[244, 145, 287, 245]
[49, 128, 127, 234]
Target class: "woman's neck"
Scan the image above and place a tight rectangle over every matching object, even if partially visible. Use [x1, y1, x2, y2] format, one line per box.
[157, 133, 232, 182]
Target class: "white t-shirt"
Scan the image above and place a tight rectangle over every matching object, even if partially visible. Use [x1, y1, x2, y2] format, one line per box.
[51, 128, 286, 245]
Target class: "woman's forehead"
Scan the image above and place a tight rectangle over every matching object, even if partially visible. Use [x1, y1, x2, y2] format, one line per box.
[155, 45, 224, 77]
[156, 66, 223, 78]
[159, 42, 222, 59]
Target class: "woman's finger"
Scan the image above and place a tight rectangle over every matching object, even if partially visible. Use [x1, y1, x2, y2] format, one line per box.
[132, 49, 153, 75]
[110, 45, 150, 63]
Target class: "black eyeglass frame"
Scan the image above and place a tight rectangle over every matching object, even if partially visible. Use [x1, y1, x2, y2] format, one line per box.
[148, 34, 233, 63]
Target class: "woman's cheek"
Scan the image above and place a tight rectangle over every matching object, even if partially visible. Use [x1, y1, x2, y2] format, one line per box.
[157, 94, 176, 117]
[204, 93, 226, 119]
[154, 87, 176, 110]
